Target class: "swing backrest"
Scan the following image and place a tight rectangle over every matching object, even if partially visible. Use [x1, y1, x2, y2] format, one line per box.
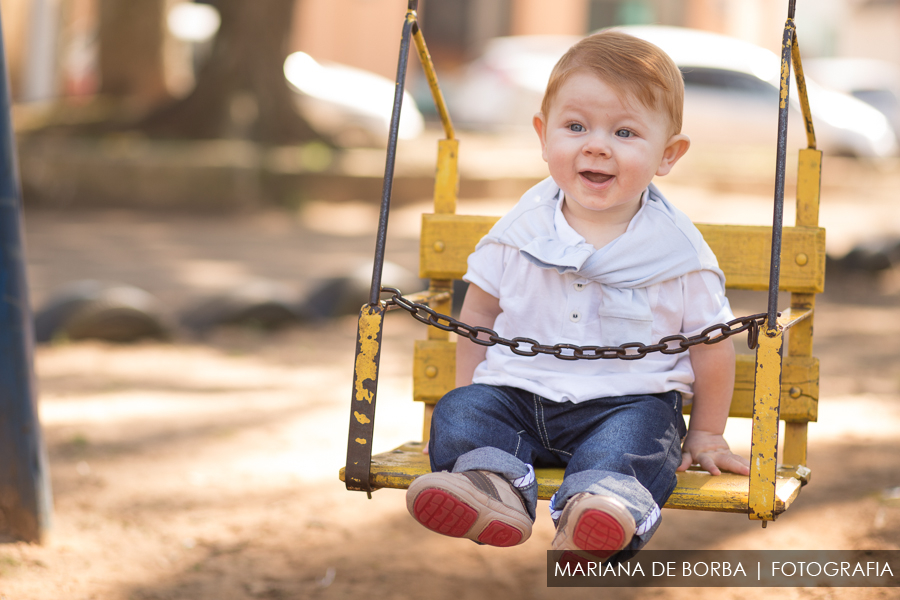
[413, 156, 825, 412]
[415, 195, 824, 407]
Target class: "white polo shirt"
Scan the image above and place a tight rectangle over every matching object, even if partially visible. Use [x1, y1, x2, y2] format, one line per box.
[464, 187, 733, 404]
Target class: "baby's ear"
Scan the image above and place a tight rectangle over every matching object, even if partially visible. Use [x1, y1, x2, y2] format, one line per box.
[533, 113, 549, 162]
[656, 133, 690, 176]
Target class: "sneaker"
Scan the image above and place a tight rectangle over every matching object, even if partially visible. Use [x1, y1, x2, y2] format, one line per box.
[551, 493, 635, 559]
[406, 470, 532, 547]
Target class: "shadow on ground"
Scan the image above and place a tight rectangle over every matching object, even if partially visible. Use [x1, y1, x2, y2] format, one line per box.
[2, 201, 898, 600]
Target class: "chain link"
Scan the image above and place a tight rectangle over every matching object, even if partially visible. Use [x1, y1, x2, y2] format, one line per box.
[381, 287, 768, 359]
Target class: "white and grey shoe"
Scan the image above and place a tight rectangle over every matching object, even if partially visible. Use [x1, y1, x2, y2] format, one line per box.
[407, 470, 533, 547]
[551, 493, 635, 559]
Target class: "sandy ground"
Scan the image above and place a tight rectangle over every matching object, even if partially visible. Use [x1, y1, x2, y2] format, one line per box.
[1, 170, 899, 599]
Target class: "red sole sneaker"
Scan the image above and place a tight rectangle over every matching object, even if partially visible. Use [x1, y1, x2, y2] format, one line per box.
[477, 520, 523, 547]
[412, 489, 525, 547]
[407, 471, 533, 546]
[413, 489, 477, 537]
[572, 509, 627, 559]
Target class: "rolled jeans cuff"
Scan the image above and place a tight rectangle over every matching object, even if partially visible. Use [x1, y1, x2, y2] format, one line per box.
[553, 470, 659, 534]
[452, 447, 538, 520]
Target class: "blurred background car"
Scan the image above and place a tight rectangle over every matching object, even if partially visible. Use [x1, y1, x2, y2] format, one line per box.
[283, 51, 425, 148]
[451, 25, 898, 159]
[804, 57, 900, 140]
[450, 34, 581, 134]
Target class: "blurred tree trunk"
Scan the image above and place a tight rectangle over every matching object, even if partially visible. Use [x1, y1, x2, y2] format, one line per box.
[98, 0, 171, 106]
[140, 0, 322, 144]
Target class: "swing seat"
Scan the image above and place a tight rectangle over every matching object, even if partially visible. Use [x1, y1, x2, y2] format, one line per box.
[355, 442, 804, 514]
[342, 1, 823, 524]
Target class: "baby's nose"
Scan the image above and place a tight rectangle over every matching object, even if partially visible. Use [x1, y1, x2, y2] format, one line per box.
[582, 134, 611, 156]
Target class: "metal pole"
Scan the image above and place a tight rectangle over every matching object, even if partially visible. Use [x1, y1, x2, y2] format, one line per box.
[767, 5, 795, 333]
[368, 1, 417, 306]
[0, 6, 53, 542]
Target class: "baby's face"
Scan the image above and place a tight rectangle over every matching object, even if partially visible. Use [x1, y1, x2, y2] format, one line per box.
[534, 72, 685, 223]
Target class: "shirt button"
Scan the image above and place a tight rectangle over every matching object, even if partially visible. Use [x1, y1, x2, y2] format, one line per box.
[570, 311, 582, 323]
[573, 282, 585, 291]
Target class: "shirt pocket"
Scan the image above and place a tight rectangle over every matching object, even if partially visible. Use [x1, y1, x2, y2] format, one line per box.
[596, 310, 654, 346]
[595, 286, 654, 347]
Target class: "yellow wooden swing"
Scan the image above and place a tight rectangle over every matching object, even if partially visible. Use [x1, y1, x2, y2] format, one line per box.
[341, 0, 823, 526]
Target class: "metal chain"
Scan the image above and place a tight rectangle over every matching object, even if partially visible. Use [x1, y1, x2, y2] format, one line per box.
[381, 287, 767, 360]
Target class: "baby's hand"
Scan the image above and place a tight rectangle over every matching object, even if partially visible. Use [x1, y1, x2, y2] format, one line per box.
[678, 430, 750, 476]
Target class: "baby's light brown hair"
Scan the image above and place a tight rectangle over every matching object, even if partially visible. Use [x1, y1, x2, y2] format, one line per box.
[541, 30, 685, 137]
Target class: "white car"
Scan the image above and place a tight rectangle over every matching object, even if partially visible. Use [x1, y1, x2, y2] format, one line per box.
[284, 52, 425, 148]
[452, 26, 898, 158]
[804, 57, 900, 140]
[452, 35, 580, 134]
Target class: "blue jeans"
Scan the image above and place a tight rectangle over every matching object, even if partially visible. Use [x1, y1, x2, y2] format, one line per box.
[428, 384, 687, 558]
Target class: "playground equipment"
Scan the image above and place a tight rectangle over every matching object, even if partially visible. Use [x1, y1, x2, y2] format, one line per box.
[342, 0, 822, 526]
[0, 7, 53, 543]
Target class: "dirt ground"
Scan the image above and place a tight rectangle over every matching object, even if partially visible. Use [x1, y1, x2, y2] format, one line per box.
[1, 172, 900, 599]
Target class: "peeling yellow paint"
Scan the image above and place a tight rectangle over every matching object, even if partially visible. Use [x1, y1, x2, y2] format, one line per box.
[780, 63, 790, 109]
[353, 307, 383, 404]
[749, 328, 784, 522]
[355, 438, 368, 445]
[779, 23, 794, 110]
[354, 411, 371, 425]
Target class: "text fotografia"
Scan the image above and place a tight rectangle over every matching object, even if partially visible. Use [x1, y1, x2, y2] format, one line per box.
[554, 559, 889, 579]
[547, 550, 900, 588]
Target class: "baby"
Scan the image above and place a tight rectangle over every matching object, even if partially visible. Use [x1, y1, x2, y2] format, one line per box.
[406, 30, 750, 560]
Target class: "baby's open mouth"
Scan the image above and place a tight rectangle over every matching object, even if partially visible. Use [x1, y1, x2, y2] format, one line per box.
[580, 171, 613, 184]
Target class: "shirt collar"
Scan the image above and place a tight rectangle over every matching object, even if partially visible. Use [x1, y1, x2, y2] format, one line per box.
[552, 187, 650, 249]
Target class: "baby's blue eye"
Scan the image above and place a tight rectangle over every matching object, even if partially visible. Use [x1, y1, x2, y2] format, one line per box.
[615, 129, 633, 138]
[568, 123, 585, 132]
